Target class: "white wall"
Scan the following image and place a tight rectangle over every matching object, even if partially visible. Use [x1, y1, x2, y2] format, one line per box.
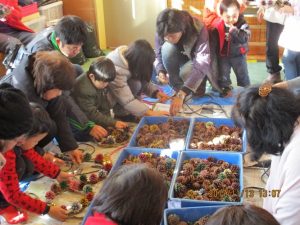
[103, 0, 167, 48]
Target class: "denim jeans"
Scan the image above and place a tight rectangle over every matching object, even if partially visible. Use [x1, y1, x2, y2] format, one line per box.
[266, 21, 284, 74]
[161, 42, 193, 91]
[219, 55, 250, 88]
[282, 49, 300, 80]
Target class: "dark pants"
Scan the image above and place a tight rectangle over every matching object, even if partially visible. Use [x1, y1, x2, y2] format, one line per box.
[266, 22, 284, 74]
[0, 25, 35, 54]
[219, 55, 250, 88]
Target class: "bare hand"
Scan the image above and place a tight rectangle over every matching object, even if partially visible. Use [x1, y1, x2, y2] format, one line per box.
[273, 81, 288, 89]
[279, 5, 294, 14]
[257, 7, 265, 23]
[56, 171, 74, 183]
[146, 109, 169, 116]
[48, 206, 68, 221]
[170, 96, 184, 116]
[115, 121, 128, 129]
[89, 125, 108, 141]
[43, 152, 65, 167]
[69, 149, 83, 164]
[157, 72, 169, 84]
[156, 91, 170, 103]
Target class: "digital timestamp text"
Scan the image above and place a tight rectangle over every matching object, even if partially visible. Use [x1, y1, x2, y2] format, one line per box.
[208, 188, 281, 198]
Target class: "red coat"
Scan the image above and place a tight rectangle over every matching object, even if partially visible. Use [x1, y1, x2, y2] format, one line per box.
[0, 0, 33, 32]
[84, 213, 118, 225]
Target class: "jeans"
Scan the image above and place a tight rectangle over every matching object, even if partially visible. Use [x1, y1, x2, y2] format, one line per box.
[266, 21, 284, 74]
[219, 55, 250, 88]
[282, 49, 300, 80]
[161, 42, 193, 91]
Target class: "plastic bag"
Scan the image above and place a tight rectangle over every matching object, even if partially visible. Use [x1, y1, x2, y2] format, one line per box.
[82, 23, 105, 58]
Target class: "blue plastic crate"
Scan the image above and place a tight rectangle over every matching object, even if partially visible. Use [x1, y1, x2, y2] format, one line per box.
[164, 206, 226, 225]
[186, 117, 247, 153]
[128, 116, 192, 151]
[169, 151, 243, 206]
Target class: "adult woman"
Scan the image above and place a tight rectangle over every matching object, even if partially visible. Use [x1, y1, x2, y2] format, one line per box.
[106, 39, 169, 121]
[84, 164, 168, 225]
[155, 8, 212, 115]
[232, 84, 300, 225]
[10, 51, 85, 163]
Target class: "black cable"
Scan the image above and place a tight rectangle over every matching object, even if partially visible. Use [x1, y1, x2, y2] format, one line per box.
[78, 142, 96, 155]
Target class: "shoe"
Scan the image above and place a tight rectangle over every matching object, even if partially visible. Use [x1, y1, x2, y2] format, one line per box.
[220, 86, 233, 98]
[265, 72, 282, 84]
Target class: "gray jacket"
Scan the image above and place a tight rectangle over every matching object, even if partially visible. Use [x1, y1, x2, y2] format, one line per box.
[106, 46, 158, 117]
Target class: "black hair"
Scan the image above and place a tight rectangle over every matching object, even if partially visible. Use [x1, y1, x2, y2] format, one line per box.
[0, 83, 33, 142]
[232, 86, 300, 160]
[32, 51, 76, 96]
[88, 56, 116, 82]
[207, 204, 280, 225]
[219, 0, 241, 15]
[54, 15, 87, 45]
[92, 164, 168, 225]
[26, 102, 52, 137]
[124, 39, 155, 82]
[156, 8, 198, 43]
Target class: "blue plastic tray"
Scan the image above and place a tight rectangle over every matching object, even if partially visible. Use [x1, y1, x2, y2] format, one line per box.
[169, 151, 243, 206]
[128, 116, 192, 151]
[186, 117, 247, 153]
[164, 206, 226, 225]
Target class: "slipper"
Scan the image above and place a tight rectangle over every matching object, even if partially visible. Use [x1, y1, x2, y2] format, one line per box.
[0, 205, 28, 224]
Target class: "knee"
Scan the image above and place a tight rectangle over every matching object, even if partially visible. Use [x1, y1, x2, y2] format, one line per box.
[161, 42, 180, 60]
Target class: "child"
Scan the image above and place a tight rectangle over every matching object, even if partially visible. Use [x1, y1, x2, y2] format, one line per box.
[207, 204, 280, 225]
[0, 83, 33, 160]
[0, 102, 73, 224]
[72, 57, 128, 129]
[84, 164, 168, 225]
[214, 0, 251, 97]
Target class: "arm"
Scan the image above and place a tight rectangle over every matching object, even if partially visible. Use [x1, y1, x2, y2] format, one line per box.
[108, 73, 149, 117]
[0, 151, 48, 215]
[22, 149, 60, 178]
[46, 96, 78, 152]
[154, 33, 167, 75]
[230, 18, 251, 44]
[183, 27, 211, 93]
[74, 92, 116, 128]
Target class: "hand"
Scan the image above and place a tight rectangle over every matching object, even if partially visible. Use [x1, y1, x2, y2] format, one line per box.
[257, 7, 265, 23]
[69, 149, 83, 164]
[48, 206, 68, 221]
[273, 81, 288, 89]
[56, 171, 74, 183]
[157, 72, 169, 84]
[89, 125, 108, 141]
[170, 96, 184, 116]
[115, 121, 128, 129]
[156, 91, 170, 103]
[43, 152, 65, 167]
[229, 25, 237, 33]
[145, 109, 169, 116]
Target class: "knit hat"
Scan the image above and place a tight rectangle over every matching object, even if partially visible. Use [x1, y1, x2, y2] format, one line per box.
[0, 83, 33, 140]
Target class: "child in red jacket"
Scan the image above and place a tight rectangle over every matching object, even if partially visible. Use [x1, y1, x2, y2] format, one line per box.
[0, 103, 73, 224]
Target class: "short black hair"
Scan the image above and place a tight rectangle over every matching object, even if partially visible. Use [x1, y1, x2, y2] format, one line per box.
[88, 56, 116, 82]
[124, 39, 155, 82]
[0, 83, 33, 141]
[232, 85, 300, 160]
[92, 164, 168, 225]
[54, 15, 87, 45]
[26, 102, 52, 137]
[219, 0, 240, 15]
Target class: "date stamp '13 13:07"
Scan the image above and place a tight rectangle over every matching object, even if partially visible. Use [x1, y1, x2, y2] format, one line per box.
[208, 188, 281, 199]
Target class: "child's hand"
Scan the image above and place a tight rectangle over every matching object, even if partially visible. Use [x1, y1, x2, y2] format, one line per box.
[156, 91, 170, 103]
[89, 125, 108, 140]
[157, 72, 169, 84]
[48, 206, 68, 221]
[146, 109, 169, 116]
[69, 149, 83, 164]
[229, 25, 237, 33]
[56, 171, 74, 183]
[115, 121, 128, 129]
[43, 152, 65, 167]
